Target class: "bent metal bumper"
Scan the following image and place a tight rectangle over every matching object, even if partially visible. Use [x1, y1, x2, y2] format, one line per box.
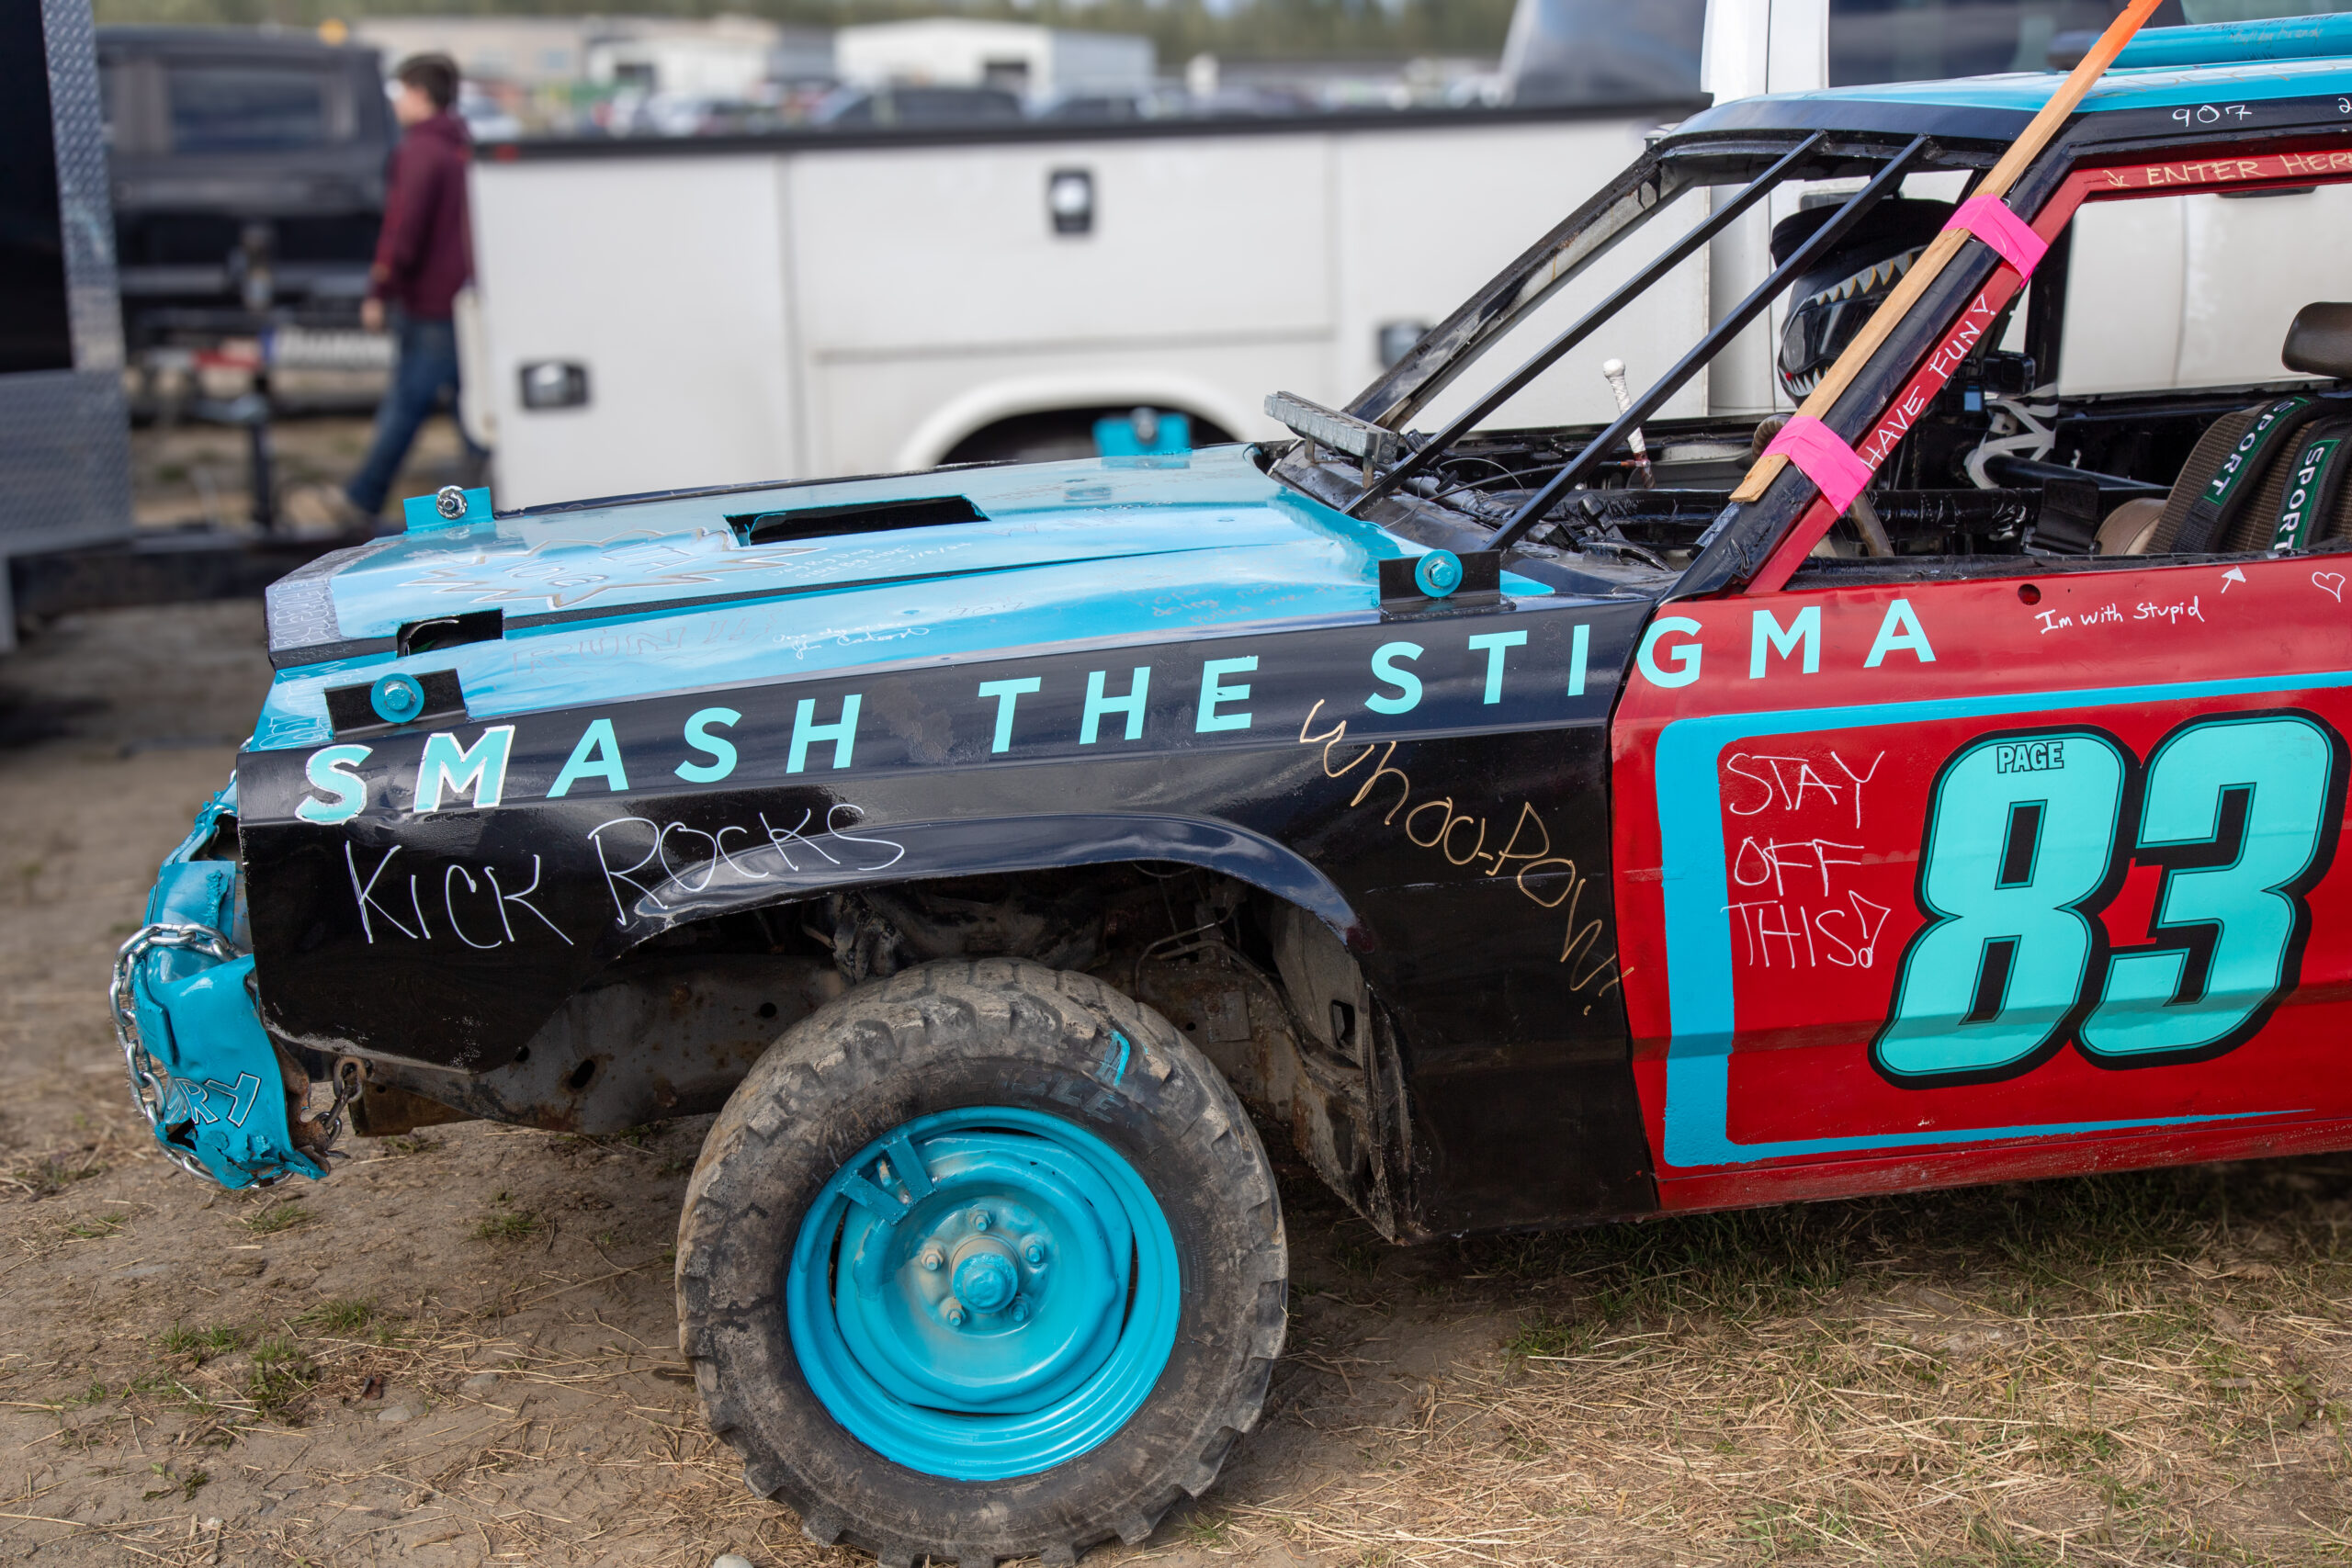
[113, 782, 335, 1190]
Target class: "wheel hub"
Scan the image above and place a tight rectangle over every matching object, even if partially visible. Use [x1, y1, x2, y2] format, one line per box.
[902, 1200, 1046, 1327]
[952, 1249, 1018, 1315]
[827, 1133, 1131, 1415]
[786, 1107, 1182, 1481]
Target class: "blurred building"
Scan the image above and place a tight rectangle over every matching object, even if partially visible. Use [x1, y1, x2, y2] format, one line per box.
[588, 17, 829, 99]
[352, 15, 832, 96]
[834, 19, 1152, 101]
[353, 15, 594, 89]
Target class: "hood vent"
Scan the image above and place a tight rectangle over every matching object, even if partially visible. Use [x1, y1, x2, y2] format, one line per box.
[399, 609, 503, 656]
[729, 494, 987, 547]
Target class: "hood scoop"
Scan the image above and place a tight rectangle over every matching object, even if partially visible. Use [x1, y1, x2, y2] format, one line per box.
[730, 494, 986, 547]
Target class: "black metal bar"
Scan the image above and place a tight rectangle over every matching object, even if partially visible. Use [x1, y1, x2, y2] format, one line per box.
[1668, 123, 2086, 600]
[1344, 132, 1827, 518]
[248, 365, 277, 535]
[1490, 134, 1933, 550]
[1344, 150, 1677, 431]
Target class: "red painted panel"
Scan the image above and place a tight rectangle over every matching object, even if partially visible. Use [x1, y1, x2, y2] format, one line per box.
[1611, 557, 2352, 1212]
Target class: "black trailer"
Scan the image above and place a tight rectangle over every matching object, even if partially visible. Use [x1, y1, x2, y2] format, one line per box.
[2, 0, 134, 647]
[5, 6, 378, 652]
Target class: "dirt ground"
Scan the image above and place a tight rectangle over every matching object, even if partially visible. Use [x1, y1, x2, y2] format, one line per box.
[128, 411, 471, 530]
[5, 603, 2352, 1566]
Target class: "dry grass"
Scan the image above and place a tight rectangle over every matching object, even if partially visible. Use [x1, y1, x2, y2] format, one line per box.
[1206, 1161, 2352, 1567]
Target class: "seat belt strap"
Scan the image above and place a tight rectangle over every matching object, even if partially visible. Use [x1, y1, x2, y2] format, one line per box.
[2269, 414, 2352, 552]
[1942, 194, 2049, 278]
[2174, 394, 2325, 553]
[1761, 415, 1871, 515]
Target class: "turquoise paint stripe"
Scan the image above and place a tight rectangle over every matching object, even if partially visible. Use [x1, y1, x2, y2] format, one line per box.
[250, 561, 1387, 751]
[1687, 53, 2352, 125]
[1654, 670, 2352, 1170]
[2111, 15, 2352, 71]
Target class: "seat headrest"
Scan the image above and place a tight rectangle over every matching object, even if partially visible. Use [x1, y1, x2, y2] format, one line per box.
[2283, 302, 2352, 379]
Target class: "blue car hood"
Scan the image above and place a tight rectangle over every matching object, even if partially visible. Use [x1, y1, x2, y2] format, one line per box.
[251, 446, 1542, 750]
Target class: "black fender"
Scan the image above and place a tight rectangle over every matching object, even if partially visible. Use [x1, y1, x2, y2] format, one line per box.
[617, 810, 1362, 946]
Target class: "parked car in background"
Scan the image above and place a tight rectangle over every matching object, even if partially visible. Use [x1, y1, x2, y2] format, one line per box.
[808, 84, 1026, 128]
[466, 96, 1704, 508]
[456, 82, 523, 145]
[97, 27, 390, 351]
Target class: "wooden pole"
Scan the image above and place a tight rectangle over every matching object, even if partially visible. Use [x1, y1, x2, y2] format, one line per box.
[1728, 0, 2167, 504]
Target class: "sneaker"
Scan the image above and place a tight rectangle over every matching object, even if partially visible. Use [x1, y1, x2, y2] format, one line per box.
[281, 484, 376, 538]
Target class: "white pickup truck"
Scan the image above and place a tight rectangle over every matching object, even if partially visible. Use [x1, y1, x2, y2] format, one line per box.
[468, 0, 2339, 508]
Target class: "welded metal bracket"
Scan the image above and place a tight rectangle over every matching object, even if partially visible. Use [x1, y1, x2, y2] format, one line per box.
[1264, 392, 1402, 479]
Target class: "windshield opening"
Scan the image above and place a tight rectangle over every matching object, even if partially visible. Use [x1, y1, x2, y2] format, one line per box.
[1267, 133, 1994, 566]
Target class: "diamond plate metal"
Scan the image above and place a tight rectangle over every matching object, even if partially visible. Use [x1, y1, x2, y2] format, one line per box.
[0, 372, 132, 554]
[41, 0, 122, 374]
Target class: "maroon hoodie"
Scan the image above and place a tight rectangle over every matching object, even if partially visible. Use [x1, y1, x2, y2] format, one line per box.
[368, 111, 473, 321]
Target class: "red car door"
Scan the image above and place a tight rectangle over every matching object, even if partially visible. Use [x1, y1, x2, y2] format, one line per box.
[1612, 559, 2352, 1213]
[1610, 142, 2352, 1213]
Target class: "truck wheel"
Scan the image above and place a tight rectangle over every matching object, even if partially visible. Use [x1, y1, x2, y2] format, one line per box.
[677, 957, 1286, 1566]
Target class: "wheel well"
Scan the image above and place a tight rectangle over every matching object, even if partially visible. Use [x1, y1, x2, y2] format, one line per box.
[746, 863, 1408, 1236]
[370, 862, 1412, 1236]
[937, 405, 1238, 467]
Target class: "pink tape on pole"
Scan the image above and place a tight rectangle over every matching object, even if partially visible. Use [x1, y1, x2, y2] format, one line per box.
[1764, 415, 1872, 515]
[1944, 193, 2048, 277]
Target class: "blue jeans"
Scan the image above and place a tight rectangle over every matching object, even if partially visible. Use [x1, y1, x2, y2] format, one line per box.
[345, 312, 484, 517]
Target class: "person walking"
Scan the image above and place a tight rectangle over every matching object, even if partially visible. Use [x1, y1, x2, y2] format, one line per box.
[292, 53, 481, 532]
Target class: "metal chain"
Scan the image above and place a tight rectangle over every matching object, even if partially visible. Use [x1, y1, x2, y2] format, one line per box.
[110, 923, 233, 1181]
[311, 1061, 351, 1152]
[108, 922, 342, 1185]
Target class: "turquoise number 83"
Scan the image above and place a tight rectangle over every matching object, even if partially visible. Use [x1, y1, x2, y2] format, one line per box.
[2081, 714, 2339, 1063]
[1874, 713, 2344, 1086]
[1874, 730, 2128, 1083]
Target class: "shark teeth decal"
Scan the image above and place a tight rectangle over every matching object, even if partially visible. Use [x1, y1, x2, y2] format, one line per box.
[1797, 245, 1926, 313]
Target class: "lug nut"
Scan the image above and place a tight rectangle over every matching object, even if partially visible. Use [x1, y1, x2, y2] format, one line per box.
[971, 1209, 992, 1232]
[1023, 1242, 1046, 1265]
[943, 1299, 967, 1326]
[1009, 1299, 1031, 1323]
[920, 1249, 944, 1272]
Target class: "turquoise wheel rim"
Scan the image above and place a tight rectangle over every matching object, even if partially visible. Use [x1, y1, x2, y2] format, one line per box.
[786, 1105, 1182, 1481]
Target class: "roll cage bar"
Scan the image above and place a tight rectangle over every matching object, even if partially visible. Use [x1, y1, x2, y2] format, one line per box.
[1271, 91, 2352, 599]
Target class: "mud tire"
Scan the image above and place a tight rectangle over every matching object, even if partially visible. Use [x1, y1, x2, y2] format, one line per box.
[676, 957, 1287, 1566]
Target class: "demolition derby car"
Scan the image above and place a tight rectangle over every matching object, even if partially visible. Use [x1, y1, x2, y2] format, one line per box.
[117, 14, 2352, 1562]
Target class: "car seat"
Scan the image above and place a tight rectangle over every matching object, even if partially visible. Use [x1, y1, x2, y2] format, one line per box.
[2105, 302, 2352, 553]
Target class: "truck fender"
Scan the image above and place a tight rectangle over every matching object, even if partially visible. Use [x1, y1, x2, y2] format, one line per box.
[892, 373, 1270, 470]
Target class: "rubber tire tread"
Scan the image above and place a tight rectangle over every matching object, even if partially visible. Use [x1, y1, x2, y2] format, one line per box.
[676, 958, 1287, 1567]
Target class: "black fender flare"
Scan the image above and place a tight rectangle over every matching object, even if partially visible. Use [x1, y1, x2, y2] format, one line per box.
[595, 810, 1366, 952]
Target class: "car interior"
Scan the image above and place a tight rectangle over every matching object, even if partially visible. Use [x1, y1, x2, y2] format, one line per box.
[2100, 302, 2352, 555]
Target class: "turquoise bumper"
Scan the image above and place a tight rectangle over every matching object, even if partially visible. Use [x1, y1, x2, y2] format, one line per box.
[112, 781, 329, 1190]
